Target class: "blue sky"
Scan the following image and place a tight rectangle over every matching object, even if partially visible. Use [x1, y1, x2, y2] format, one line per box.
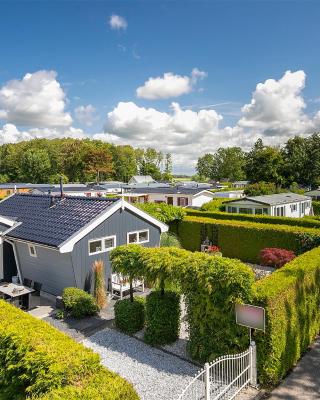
[0, 1, 320, 172]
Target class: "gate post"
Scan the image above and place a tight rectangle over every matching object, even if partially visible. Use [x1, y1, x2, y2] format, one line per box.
[204, 362, 210, 400]
[250, 341, 257, 387]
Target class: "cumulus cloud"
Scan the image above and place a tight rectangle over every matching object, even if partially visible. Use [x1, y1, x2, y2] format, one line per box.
[109, 14, 127, 30]
[0, 70, 72, 127]
[136, 68, 207, 100]
[74, 104, 97, 126]
[0, 124, 85, 145]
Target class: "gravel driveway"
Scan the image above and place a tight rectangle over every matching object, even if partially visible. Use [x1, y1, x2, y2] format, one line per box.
[83, 328, 198, 400]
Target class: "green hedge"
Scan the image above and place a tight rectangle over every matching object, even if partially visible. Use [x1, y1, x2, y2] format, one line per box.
[114, 298, 145, 334]
[63, 287, 98, 318]
[0, 300, 138, 400]
[144, 291, 180, 345]
[312, 200, 320, 215]
[171, 216, 320, 262]
[199, 198, 232, 212]
[186, 209, 320, 228]
[254, 247, 320, 386]
[136, 202, 185, 223]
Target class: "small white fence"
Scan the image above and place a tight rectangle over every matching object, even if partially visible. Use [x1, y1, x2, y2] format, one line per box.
[178, 341, 257, 400]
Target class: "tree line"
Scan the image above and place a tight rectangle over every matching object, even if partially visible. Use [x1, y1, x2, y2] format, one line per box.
[196, 134, 320, 188]
[0, 138, 173, 184]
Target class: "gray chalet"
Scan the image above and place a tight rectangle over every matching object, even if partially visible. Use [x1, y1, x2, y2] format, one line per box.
[0, 194, 167, 295]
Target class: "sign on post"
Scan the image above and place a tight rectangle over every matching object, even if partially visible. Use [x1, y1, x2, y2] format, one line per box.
[235, 303, 265, 332]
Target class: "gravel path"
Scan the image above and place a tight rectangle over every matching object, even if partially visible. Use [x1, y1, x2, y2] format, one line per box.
[83, 328, 198, 400]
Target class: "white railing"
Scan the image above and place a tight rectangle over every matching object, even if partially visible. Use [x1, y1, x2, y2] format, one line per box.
[178, 341, 257, 400]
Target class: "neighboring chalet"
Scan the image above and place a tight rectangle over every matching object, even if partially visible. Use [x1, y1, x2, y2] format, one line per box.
[224, 192, 312, 217]
[232, 180, 249, 189]
[31, 184, 111, 197]
[0, 183, 52, 197]
[211, 190, 244, 199]
[122, 187, 216, 207]
[0, 194, 167, 295]
[305, 190, 320, 201]
[128, 175, 155, 185]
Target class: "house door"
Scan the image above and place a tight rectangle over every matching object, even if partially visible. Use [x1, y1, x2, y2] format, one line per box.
[167, 197, 173, 205]
[3, 241, 17, 282]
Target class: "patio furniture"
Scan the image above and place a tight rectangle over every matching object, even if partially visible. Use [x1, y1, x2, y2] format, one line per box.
[23, 278, 33, 287]
[0, 283, 35, 310]
[111, 273, 144, 300]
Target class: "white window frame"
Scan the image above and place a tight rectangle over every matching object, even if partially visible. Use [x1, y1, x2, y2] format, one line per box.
[127, 229, 150, 245]
[28, 244, 37, 258]
[88, 235, 117, 255]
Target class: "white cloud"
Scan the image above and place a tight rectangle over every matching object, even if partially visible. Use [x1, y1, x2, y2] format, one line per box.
[0, 70, 72, 127]
[136, 68, 207, 100]
[109, 14, 127, 30]
[238, 70, 313, 136]
[0, 124, 85, 145]
[74, 104, 97, 126]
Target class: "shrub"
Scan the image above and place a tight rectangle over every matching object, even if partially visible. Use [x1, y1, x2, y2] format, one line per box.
[0, 300, 138, 399]
[63, 287, 98, 318]
[254, 247, 320, 386]
[144, 291, 181, 345]
[171, 216, 320, 262]
[114, 298, 145, 334]
[243, 182, 284, 196]
[200, 198, 232, 212]
[92, 260, 107, 309]
[259, 248, 296, 268]
[160, 232, 181, 248]
[136, 202, 185, 223]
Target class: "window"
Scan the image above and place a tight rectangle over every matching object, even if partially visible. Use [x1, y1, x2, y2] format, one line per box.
[28, 244, 37, 257]
[88, 235, 116, 255]
[263, 208, 269, 215]
[290, 204, 297, 212]
[239, 208, 253, 214]
[276, 206, 285, 217]
[177, 197, 188, 207]
[255, 209, 263, 215]
[127, 229, 149, 244]
[227, 206, 237, 213]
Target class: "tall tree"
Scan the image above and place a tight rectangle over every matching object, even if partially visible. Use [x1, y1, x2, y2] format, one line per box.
[20, 148, 51, 183]
[84, 146, 114, 183]
[111, 145, 138, 182]
[213, 147, 246, 181]
[162, 153, 173, 181]
[245, 139, 284, 185]
[196, 153, 215, 179]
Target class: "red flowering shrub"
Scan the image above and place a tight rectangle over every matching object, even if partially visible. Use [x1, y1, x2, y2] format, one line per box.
[207, 245, 220, 253]
[259, 247, 296, 268]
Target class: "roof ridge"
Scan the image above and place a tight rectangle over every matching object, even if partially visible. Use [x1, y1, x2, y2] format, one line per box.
[15, 193, 120, 202]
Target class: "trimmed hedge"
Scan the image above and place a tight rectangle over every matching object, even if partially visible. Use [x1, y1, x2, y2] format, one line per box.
[144, 291, 181, 345]
[185, 209, 320, 228]
[63, 287, 98, 318]
[254, 247, 320, 386]
[171, 216, 320, 263]
[0, 300, 138, 400]
[199, 198, 232, 212]
[114, 298, 145, 334]
[312, 200, 320, 215]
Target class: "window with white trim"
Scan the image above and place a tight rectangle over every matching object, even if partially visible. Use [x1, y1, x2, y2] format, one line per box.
[127, 229, 149, 244]
[88, 235, 116, 255]
[28, 244, 37, 257]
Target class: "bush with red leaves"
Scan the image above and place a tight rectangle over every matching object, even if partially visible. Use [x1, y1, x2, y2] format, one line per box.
[259, 247, 296, 268]
[207, 245, 220, 253]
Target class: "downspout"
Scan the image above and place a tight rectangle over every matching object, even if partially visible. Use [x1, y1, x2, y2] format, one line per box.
[4, 238, 22, 284]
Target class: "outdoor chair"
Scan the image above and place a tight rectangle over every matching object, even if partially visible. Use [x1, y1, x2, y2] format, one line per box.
[23, 278, 33, 287]
[111, 273, 144, 300]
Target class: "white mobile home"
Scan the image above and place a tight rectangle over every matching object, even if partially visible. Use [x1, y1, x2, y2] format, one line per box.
[225, 193, 312, 218]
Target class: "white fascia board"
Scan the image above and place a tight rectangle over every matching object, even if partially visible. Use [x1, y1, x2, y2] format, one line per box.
[0, 215, 16, 227]
[192, 190, 215, 198]
[59, 200, 168, 253]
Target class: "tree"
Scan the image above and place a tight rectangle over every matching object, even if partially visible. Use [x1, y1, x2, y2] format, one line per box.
[84, 146, 114, 183]
[245, 139, 284, 185]
[213, 147, 246, 181]
[20, 148, 51, 183]
[162, 153, 173, 181]
[196, 153, 215, 179]
[282, 136, 309, 186]
[111, 145, 137, 182]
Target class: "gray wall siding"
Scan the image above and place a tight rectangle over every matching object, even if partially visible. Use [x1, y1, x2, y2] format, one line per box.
[15, 242, 75, 295]
[71, 208, 161, 292]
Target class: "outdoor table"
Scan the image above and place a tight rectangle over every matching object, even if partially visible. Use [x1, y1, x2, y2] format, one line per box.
[0, 282, 35, 309]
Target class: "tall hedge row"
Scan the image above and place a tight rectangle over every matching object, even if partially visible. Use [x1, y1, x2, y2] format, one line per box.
[186, 209, 320, 228]
[0, 300, 138, 400]
[171, 216, 320, 263]
[254, 247, 320, 386]
[312, 200, 320, 215]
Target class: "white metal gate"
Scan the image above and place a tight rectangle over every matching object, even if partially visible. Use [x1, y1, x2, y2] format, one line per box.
[178, 342, 257, 400]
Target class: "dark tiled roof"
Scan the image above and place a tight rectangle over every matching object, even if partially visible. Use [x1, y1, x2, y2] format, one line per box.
[0, 194, 118, 248]
[125, 187, 211, 195]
